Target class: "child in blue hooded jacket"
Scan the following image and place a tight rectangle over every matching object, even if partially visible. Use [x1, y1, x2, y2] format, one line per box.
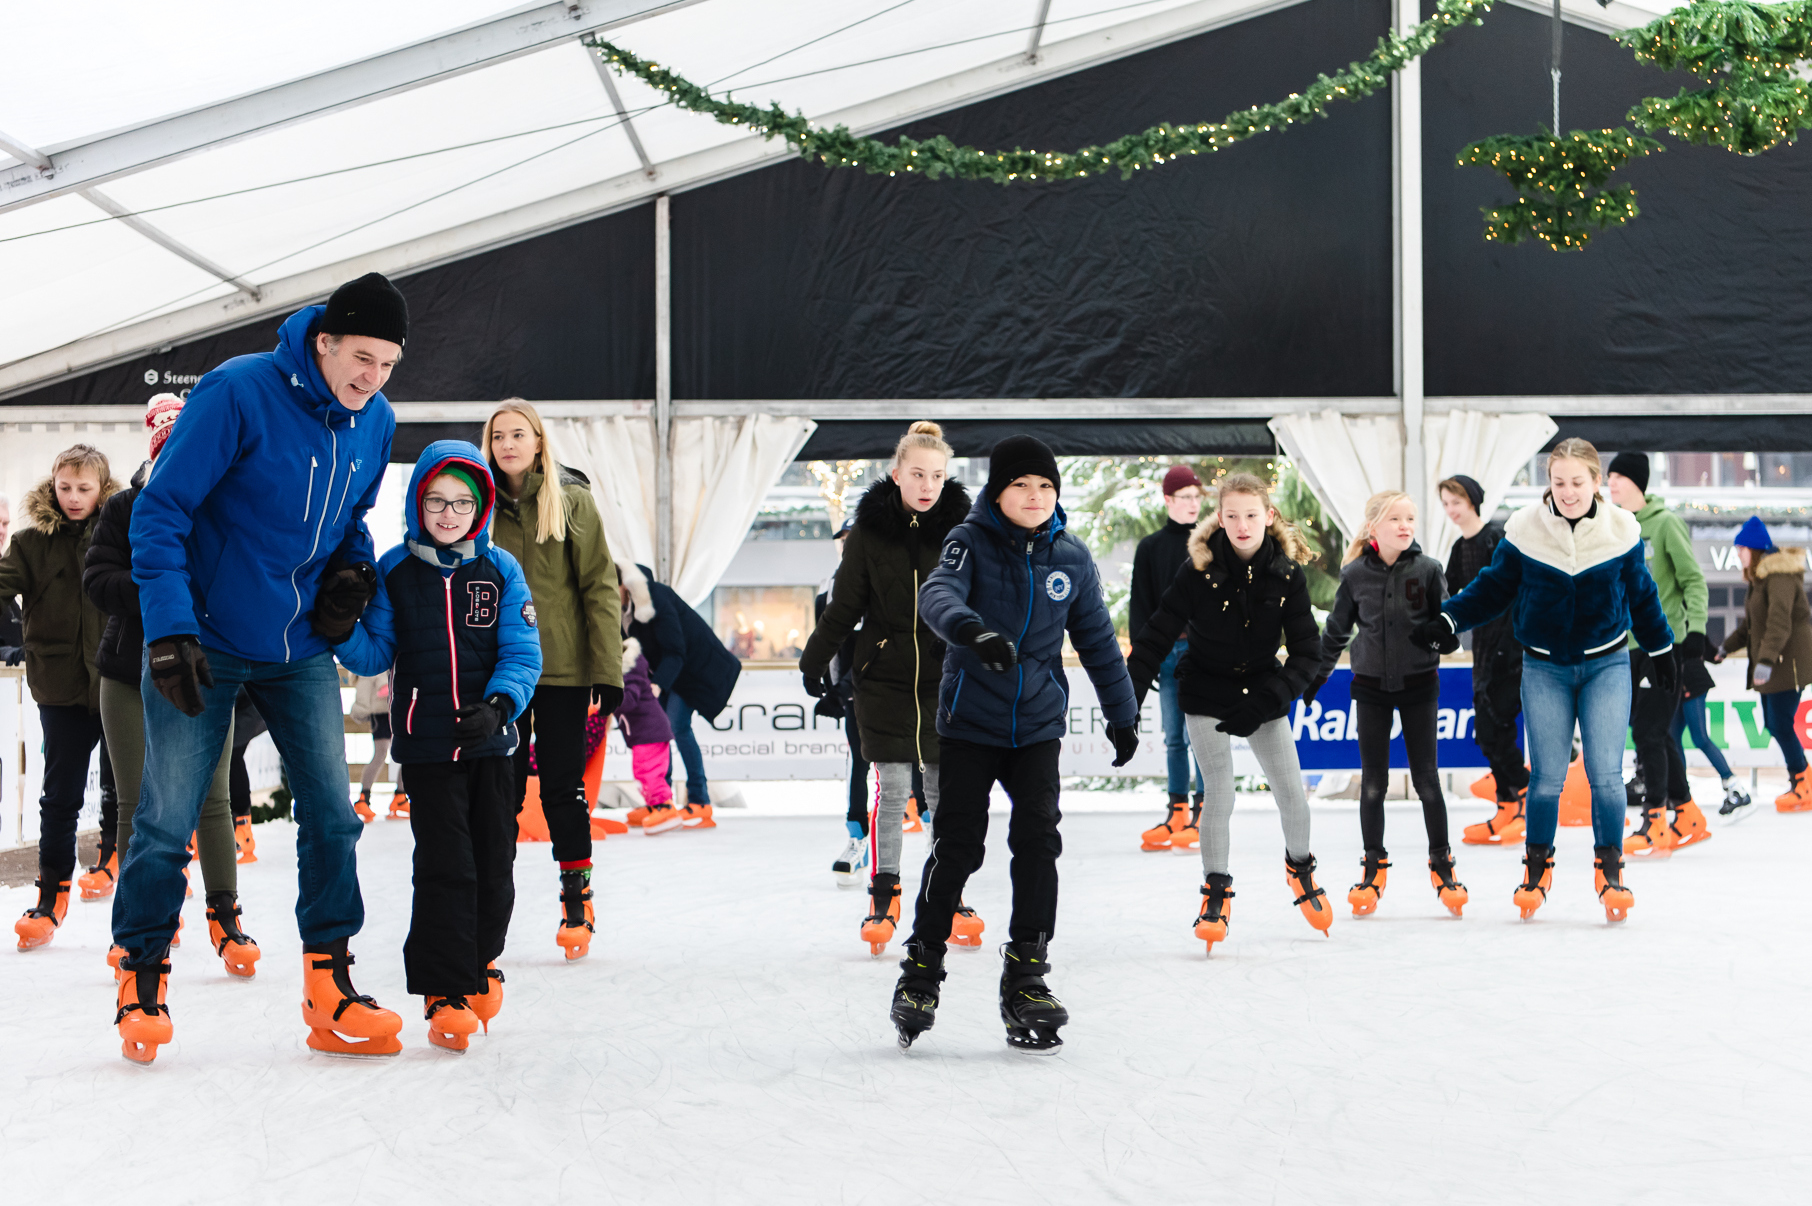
[891, 436, 1139, 1054]
[335, 441, 541, 1051]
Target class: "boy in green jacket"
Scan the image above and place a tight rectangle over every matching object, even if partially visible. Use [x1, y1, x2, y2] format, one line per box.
[1606, 454, 1714, 853]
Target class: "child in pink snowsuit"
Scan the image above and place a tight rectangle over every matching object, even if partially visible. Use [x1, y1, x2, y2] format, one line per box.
[617, 638, 678, 831]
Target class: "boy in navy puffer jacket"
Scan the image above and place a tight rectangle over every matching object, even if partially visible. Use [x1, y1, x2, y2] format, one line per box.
[335, 440, 541, 1051]
[891, 436, 1138, 1054]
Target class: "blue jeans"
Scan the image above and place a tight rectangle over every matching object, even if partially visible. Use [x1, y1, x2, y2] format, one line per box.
[1521, 650, 1631, 848]
[1761, 688, 1808, 777]
[112, 648, 362, 959]
[1670, 696, 1735, 780]
[1158, 643, 1204, 798]
[664, 690, 708, 804]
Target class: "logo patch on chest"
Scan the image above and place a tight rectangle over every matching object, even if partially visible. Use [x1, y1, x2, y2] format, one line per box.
[466, 581, 498, 628]
[1045, 570, 1072, 602]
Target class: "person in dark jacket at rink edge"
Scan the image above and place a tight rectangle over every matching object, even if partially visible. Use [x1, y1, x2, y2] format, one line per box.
[109, 273, 404, 1065]
[618, 561, 743, 827]
[1129, 465, 1208, 852]
[889, 435, 1139, 1056]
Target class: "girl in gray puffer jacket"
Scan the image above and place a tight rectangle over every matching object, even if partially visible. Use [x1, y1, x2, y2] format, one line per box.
[1315, 490, 1467, 920]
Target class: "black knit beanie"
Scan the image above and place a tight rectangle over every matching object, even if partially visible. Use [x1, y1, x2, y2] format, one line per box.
[1444, 473, 1485, 513]
[986, 435, 1061, 501]
[320, 272, 409, 347]
[1607, 451, 1649, 494]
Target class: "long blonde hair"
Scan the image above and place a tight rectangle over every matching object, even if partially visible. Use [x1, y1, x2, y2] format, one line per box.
[1215, 473, 1312, 563]
[892, 419, 953, 467]
[484, 399, 569, 543]
[1343, 490, 1415, 564]
[1542, 437, 1602, 506]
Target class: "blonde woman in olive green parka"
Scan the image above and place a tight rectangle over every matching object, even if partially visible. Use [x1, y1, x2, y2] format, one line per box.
[485, 401, 622, 956]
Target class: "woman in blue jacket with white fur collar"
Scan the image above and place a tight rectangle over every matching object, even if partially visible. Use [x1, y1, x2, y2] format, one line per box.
[1415, 439, 1674, 923]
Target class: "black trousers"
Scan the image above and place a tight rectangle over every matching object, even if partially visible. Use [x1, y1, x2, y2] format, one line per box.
[844, 712, 871, 829]
[509, 684, 592, 865]
[910, 738, 1062, 951]
[1356, 699, 1450, 853]
[38, 704, 107, 878]
[404, 756, 518, 997]
[1630, 649, 1690, 805]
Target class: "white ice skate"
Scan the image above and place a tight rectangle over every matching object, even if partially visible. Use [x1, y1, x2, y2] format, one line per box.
[832, 822, 869, 887]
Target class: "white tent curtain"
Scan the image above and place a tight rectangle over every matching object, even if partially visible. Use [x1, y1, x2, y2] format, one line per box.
[551, 414, 816, 609]
[0, 422, 149, 515]
[1420, 411, 1559, 561]
[1268, 411, 1404, 544]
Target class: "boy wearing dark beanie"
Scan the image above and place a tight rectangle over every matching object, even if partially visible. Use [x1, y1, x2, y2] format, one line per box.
[891, 436, 1139, 1054]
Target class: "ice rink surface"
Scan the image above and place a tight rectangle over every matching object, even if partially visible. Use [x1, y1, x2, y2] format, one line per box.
[3, 785, 1807, 1205]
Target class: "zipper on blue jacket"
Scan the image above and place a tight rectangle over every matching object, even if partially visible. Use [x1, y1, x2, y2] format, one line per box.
[949, 669, 965, 718]
[1011, 543, 1035, 747]
[285, 424, 338, 663]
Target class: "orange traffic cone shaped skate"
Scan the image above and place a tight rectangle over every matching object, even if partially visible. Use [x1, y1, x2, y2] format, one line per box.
[233, 814, 258, 863]
[1667, 799, 1713, 849]
[1462, 789, 1526, 845]
[14, 876, 70, 950]
[1172, 799, 1202, 854]
[1624, 805, 1674, 857]
[1347, 850, 1389, 916]
[1140, 798, 1188, 851]
[902, 797, 925, 833]
[78, 845, 119, 900]
[300, 939, 402, 1057]
[1557, 758, 1593, 826]
[206, 892, 260, 978]
[1594, 844, 1634, 922]
[388, 791, 411, 820]
[641, 803, 682, 834]
[681, 801, 716, 829]
[1284, 854, 1333, 933]
[950, 901, 985, 947]
[626, 802, 651, 827]
[1194, 873, 1234, 954]
[116, 949, 173, 1064]
[861, 873, 902, 956]
[471, 964, 504, 1034]
[1772, 767, 1812, 811]
[1513, 843, 1555, 919]
[1428, 847, 1468, 917]
[424, 996, 481, 1053]
[556, 869, 594, 960]
[352, 791, 376, 823]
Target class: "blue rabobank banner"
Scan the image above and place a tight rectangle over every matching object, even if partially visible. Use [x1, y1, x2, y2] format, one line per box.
[1286, 668, 1517, 770]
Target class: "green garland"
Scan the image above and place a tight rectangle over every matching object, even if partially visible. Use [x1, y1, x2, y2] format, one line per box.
[584, 0, 1493, 184]
[1456, 129, 1663, 251]
[1616, 1, 1812, 153]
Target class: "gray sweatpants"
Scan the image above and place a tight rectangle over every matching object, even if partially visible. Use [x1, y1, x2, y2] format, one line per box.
[1185, 713, 1312, 877]
[873, 761, 938, 877]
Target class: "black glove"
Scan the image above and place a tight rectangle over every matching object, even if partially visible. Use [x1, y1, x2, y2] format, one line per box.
[148, 636, 214, 718]
[801, 667, 832, 699]
[1679, 631, 1709, 661]
[1647, 647, 1679, 695]
[1132, 678, 1150, 715]
[957, 622, 1017, 673]
[0, 645, 22, 667]
[1215, 706, 1266, 739]
[590, 683, 623, 715]
[1107, 723, 1139, 767]
[1410, 615, 1460, 654]
[454, 694, 510, 747]
[310, 562, 377, 642]
[1302, 673, 1329, 710]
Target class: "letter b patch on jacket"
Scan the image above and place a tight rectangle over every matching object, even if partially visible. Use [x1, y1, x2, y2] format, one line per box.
[467, 581, 498, 627]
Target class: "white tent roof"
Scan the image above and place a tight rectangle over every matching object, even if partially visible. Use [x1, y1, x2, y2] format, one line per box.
[0, 0, 1672, 398]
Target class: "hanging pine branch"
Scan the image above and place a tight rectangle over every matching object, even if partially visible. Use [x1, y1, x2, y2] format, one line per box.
[584, 0, 1494, 185]
[1616, 0, 1812, 153]
[1456, 128, 1663, 250]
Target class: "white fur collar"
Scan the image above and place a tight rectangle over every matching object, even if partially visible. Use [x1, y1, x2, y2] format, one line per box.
[1502, 499, 1640, 576]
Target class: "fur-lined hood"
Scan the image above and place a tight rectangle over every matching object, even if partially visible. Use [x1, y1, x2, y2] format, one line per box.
[1186, 511, 1314, 572]
[623, 636, 643, 665]
[1753, 547, 1807, 580]
[21, 473, 120, 534]
[619, 560, 656, 625]
[853, 476, 971, 543]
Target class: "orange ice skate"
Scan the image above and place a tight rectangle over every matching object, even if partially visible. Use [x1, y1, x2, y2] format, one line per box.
[1428, 847, 1468, 917]
[424, 996, 481, 1052]
[14, 877, 70, 950]
[1514, 844, 1555, 919]
[1172, 801, 1201, 854]
[387, 791, 411, 820]
[1594, 845, 1634, 922]
[116, 950, 173, 1065]
[206, 893, 261, 978]
[861, 873, 902, 956]
[471, 964, 504, 1033]
[352, 791, 376, 823]
[1195, 874, 1233, 953]
[1284, 854, 1333, 933]
[626, 802, 651, 826]
[1140, 799, 1188, 851]
[902, 797, 925, 833]
[950, 901, 985, 947]
[641, 803, 681, 834]
[681, 801, 715, 829]
[557, 869, 594, 960]
[1462, 789, 1526, 845]
[234, 814, 258, 863]
[78, 847, 119, 900]
[1557, 758, 1593, 826]
[301, 940, 402, 1057]
[1667, 799, 1713, 850]
[1624, 805, 1674, 857]
[1347, 851, 1389, 916]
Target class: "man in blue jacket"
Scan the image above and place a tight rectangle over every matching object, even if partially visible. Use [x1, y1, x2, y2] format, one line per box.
[891, 436, 1138, 1054]
[112, 274, 404, 1064]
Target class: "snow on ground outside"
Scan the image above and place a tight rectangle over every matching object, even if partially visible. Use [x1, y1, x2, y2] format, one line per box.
[2, 784, 1806, 1205]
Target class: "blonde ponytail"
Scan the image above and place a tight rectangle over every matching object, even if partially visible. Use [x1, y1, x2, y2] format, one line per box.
[892, 419, 953, 468]
[1343, 490, 1414, 564]
[484, 399, 570, 543]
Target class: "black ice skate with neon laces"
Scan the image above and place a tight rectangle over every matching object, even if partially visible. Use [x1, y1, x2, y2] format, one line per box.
[999, 938, 1068, 1054]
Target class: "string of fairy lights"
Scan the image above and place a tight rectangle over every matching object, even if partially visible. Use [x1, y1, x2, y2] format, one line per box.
[588, 1, 1812, 252]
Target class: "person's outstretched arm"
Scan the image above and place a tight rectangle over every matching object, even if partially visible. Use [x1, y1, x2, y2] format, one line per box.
[332, 565, 398, 676]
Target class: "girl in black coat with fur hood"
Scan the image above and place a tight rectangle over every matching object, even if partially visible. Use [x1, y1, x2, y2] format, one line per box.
[1126, 474, 1332, 952]
[799, 422, 977, 956]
